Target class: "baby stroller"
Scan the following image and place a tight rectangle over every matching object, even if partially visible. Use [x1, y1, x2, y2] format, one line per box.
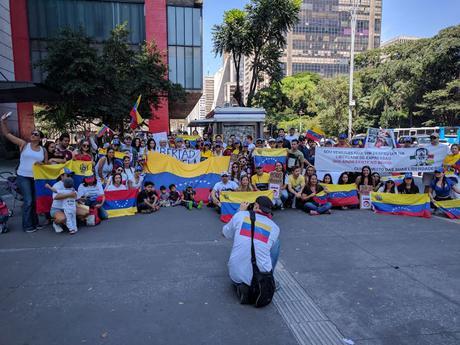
[0, 197, 11, 233]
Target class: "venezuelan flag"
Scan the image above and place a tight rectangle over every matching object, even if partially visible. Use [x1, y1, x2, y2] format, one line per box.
[96, 124, 113, 138]
[177, 135, 201, 148]
[219, 190, 274, 223]
[382, 174, 405, 186]
[240, 216, 272, 243]
[306, 127, 325, 142]
[371, 193, 431, 218]
[33, 160, 93, 213]
[252, 148, 287, 173]
[104, 189, 138, 218]
[312, 191, 329, 205]
[97, 148, 126, 160]
[144, 152, 230, 202]
[433, 199, 460, 219]
[321, 183, 359, 207]
[129, 95, 143, 129]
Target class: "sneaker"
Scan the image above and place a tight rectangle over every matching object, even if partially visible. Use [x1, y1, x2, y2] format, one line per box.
[25, 227, 37, 233]
[197, 201, 203, 209]
[69, 229, 78, 235]
[35, 224, 44, 230]
[52, 222, 64, 233]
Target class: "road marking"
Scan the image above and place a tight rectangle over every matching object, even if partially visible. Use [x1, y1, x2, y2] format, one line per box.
[273, 262, 347, 345]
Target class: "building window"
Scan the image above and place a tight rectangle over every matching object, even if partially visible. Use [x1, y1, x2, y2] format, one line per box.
[167, 6, 202, 90]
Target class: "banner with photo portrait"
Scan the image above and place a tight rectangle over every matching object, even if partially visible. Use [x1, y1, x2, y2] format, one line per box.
[315, 146, 449, 173]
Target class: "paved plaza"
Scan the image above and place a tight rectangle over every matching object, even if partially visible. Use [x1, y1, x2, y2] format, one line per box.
[0, 206, 459, 345]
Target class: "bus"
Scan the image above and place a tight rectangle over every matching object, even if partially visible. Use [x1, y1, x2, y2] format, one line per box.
[393, 127, 460, 144]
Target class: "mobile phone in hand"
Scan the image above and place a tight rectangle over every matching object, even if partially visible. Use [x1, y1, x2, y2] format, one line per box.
[1, 112, 12, 121]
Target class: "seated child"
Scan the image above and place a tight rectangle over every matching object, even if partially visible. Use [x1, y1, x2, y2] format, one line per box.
[168, 184, 182, 206]
[137, 181, 159, 213]
[158, 185, 170, 207]
[46, 178, 78, 234]
[182, 185, 203, 210]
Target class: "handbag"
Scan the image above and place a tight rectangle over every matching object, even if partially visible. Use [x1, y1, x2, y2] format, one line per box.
[248, 211, 275, 308]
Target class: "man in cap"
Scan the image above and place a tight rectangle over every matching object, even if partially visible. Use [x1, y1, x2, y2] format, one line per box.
[255, 138, 265, 149]
[268, 138, 276, 149]
[222, 195, 280, 302]
[175, 137, 184, 149]
[335, 133, 350, 148]
[276, 128, 291, 149]
[210, 171, 239, 211]
[401, 136, 413, 148]
[422, 132, 449, 192]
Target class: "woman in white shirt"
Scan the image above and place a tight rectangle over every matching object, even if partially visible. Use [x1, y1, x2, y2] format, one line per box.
[121, 156, 135, 184]
[378, 179, 398, 194]
[128, 166, 144, 190]
[105, 173, 128, 192]
[1, 113, 47, 232]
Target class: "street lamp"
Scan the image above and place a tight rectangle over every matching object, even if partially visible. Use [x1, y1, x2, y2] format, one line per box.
[348, 0, 359, 140]
[299, 110, 304, 133]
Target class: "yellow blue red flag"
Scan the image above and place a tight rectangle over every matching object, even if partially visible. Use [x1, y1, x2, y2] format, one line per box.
[219, 190, 274, 223]
[104, 189, 138, 218]
[321, 183, 359, 207]
[371, 193, 431, 218]
[252, 148, 287, 173]
[130, 95, 143, 129]
[433, 199, 460, 219]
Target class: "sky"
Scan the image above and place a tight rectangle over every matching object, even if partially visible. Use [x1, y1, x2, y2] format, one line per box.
[203, 0, 460, 76]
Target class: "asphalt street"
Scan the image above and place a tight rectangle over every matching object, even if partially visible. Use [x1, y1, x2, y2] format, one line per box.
[0, 204, 459, 345]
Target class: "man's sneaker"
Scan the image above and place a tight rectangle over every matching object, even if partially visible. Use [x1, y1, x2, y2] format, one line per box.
[52, 222, 64, 233]
[35, 224, 44, 230]
[187, 201, 193, 210]
[197, 201, 203, 209]
[25, 228, 37, 233]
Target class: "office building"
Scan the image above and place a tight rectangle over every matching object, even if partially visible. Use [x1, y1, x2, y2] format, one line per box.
[380, 35, 419, 48]
[5, 0, 203, 135]
[283, 0, 382, 77]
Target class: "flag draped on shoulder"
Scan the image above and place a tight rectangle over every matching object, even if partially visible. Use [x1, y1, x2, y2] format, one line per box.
[129, 95, 143, 129]
[144, 152, 230, 202]
[371, 193, 431, 218]
[433, 199, 460, 219]
[33, 161, 93, 213]
[322, 183, 359, 207]
[219, 190, 274, 223]
[104, 189, 138, 218]
[252, 148, 287, 173]
[306, 127, 325, 142]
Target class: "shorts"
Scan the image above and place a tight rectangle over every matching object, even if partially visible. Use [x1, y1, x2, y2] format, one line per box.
[50, 207, 64, 218]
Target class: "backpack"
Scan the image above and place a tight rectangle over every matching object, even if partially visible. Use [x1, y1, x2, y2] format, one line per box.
[238, 211, 275, 308]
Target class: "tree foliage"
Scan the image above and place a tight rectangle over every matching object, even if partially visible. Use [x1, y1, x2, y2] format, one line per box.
[36, 24, 184, 131]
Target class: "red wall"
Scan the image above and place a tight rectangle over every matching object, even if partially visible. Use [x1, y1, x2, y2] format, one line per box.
[145, 0, 170, 134]
[10, 0, 35, 138]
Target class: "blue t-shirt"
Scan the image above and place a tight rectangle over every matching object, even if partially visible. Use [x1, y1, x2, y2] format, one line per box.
[430, 178, 454, 198]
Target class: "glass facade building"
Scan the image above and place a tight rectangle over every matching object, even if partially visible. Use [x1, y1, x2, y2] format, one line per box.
[283, 0, 382, 77]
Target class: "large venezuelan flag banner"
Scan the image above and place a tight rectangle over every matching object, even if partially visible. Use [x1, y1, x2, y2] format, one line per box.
[322, 183, 359, 207]
[433, 199, 460, 219]
[252, 148, 287, 173]
[144, 152, 230, 202]
[104, 189, 138, 218]
[371, 193, 431, 218]
[220, 190, 274, 223]
[33, 160, 93, 213]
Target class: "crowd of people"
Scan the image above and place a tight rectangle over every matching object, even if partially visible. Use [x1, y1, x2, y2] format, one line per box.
[1, 112, 459, 234]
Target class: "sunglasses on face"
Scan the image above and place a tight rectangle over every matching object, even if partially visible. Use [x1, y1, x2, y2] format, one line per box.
[82, 144, 89, 147]
[31, 132, 40, 137]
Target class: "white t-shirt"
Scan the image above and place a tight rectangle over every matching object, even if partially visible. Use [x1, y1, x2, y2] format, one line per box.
[105, 183, 127, 192]
[62, 188, 77, 212]
[77, 182, 105, 200]
[51, 180, 65, 209]
[129, 175, 144, 190]
[212, 180, 239, 198]
[248, 143, 256, 152]
[285, 134, 299, 143]
[122, 167, 135, 183]
[223, 211, 280, 285]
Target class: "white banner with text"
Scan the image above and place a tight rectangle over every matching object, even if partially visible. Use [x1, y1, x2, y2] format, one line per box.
[157, 148, 201, 164]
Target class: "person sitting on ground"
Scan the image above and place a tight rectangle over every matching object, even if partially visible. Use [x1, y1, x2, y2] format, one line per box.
[286, 139, 305, 173]
[128, 166, 144, 190]
[210, 172, 239, 211]
[104, 173, 127, 192]
[378, 179, 398, 193]
[158, 185, 170, 207]
[304, 165, 316, 184]
[337, 172, 350, 185]
[429, 167, 460, 202]
[355, 166, 373, 188]
[371, 172, 383, 192]
[251, 165, 270, 191]
[237, 175, 255, 192]
[397, 173, 420, 194]
[269, 162, 288, 209]
[137, 181, 159, 213]
[322, 174, 333, 184]
[285, 166, 306, 208]
[222, 196, 280, 304]
[182, 185, 203, 210]
[300, 174, 332, 215]
[77, 175, 108, 220]
[168, 184, 182, 206]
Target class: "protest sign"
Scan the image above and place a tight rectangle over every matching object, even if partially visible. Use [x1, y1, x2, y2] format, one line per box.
[315, 146, 448, 173]
[365, 128, 397, 149]
[157, 147, 201, 164]
[152, 131, 168, 145]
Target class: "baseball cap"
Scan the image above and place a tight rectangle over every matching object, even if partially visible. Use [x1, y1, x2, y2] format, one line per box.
[404, 172, 413, 179]
[255, 196, 273, 214]
[221, 171, 229, 177]
[351, 139, 361, 145]
[430, 133, 439, 138]
[256, 138, 264, 143]
[268, 138, 276, 143]
[298, 135, 305, 141]
[175, 137, 184, 142]
[338, 133, 347, 140]
[403, 136, 412, 142]
[112, 139, 120, 145]
[59, 167, 73, 176]
[276, 137, 283, 143]
[204, 141, 211, 146]
[434, 167, 444, 173]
